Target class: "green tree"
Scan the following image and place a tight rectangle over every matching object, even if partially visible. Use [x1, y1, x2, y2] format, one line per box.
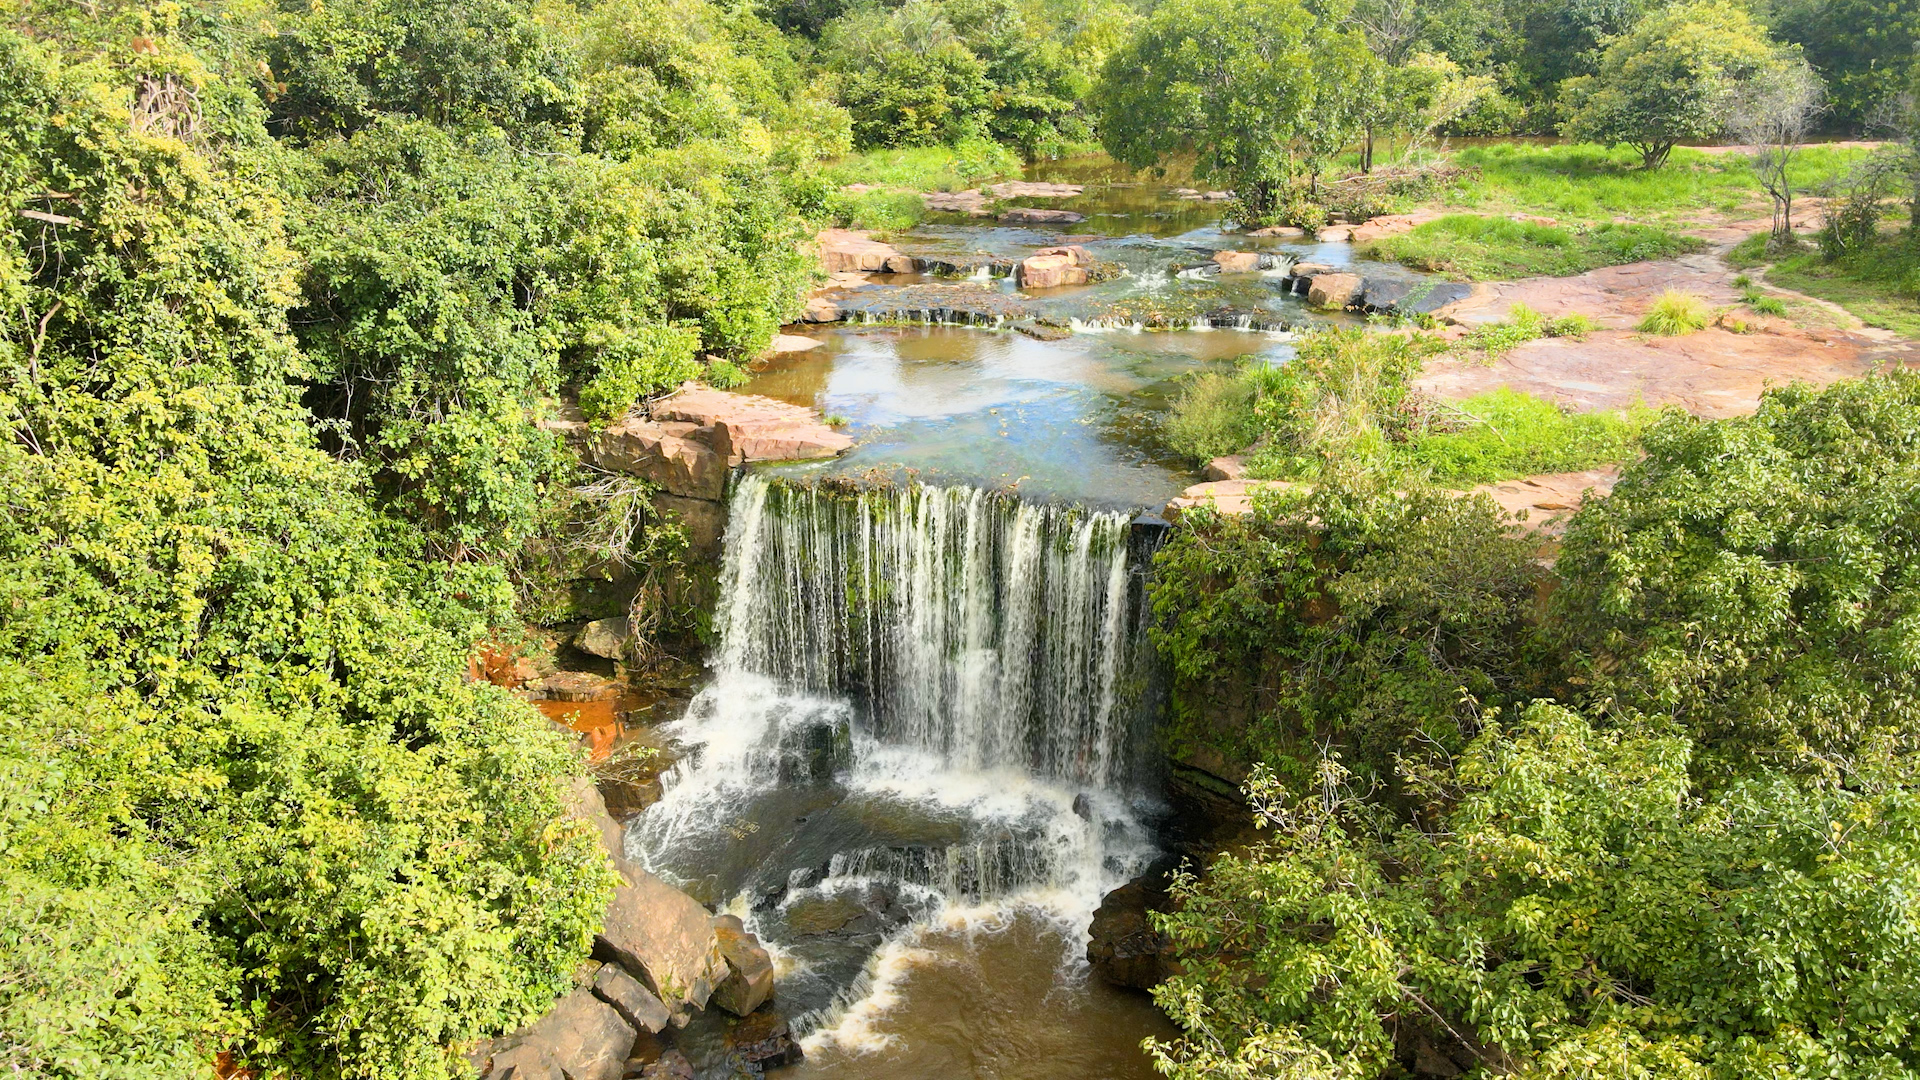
[1560, 0, 1779, 168]
[1093, 0, 1379, 222]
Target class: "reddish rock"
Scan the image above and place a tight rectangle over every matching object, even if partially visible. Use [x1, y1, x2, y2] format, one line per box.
[1247, 225, 1306, 238]
[595, 864, 727, 1013]
[1307, 273, 1364, 309]
[924, 189, 989, 214]
[1163, 479, 1303, 518]
[1203, 455, 1247, 481]
[815, 229, 916, 273]
[1317, 224, 1355, 242]
[590, 419, 726, 501]
[653, 383, 852, 465]
[1212, 251, 1261, 273]
[1347, 210, 1442, 244]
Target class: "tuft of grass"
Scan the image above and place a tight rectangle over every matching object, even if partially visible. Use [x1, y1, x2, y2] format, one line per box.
[1403, 389, 1655, 484]
[1361, 214, 1706, 281]
[1637, 290, 1712, 335]
[1732, 274, 1754, 289]
[1461, 304, 1597, 357]
[1763, 234, 1920, 339]
[1750, 295, 1788, 317]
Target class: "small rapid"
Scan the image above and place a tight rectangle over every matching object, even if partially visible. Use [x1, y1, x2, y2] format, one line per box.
[629, 475, 1167, 1065]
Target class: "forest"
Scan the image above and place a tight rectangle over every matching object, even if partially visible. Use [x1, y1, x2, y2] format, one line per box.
[2, 0, 1918, 1075]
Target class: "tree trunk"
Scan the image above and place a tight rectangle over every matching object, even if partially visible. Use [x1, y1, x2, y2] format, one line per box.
[1364, 126, 1374, 175]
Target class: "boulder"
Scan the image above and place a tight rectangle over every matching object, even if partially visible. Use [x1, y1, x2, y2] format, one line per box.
[1317, 224, 1355, 242]
[726, 1008, 804, 1071]
[1087, 865, 1178, 991]
[1306, 273, 1364, 310]
[653, 383, 852, 465]
[1246, 225, 1306, 238]
[574, 617, 629, 661]
[1211, 251, 1261, 273]
[485, 1040, 564, 1080]
[596, 865, 727, 1012]
[593, 962, 672, 1034]
[535, 671, 623, 703]
[507, 988, 635, 1080]
[999, 207, 1085, 225]
[1203, 455, 1247, 481]
[985, 181, 1084, 199]
[709, 915, 776, 1017]
[563, 775, 626, 868]
[1290, 262, 1335, 278]
[1016, 252, 1087, 289]
[590, 419, 726, 502]
[1359, 278, 1474, 317]
[766, 333, 823, 354]
[639, 1049, 695, 1080]
[802, 294, 842, 323]
[816, 229, 914, 273]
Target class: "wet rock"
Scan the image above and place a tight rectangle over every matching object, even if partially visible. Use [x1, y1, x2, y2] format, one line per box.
[504, 988, 635, 1080]
[726, 1008, 804, 1072]
[1307, 272, 1364, 310]
[653, 383, 852, 466]
[1087, 861, 1180, 991]
[710, 916, 776, 1017]
[536, 671, 624, 703]
[802, 294, 842, 323]
[816, 229, 917, 273]
[1072, 792, 1093, 820]
[575, 618, 630, 661]
[596, 865, 727, 1013]
[784, 893, 864, 935]
[1317, 224, 1355, 242]
[1211, 250, 1261, 273]
[1204, 455, 1247, 481]
[999, 207, 1085, 225]
[593, 962, 672, 1034]
[1290, 261, 1335, 278]
[766, 333, 823, 354]
[591, 419, 726, 501]
[1359, 278, 1473, 316]
[638, 1048, 695, 1080]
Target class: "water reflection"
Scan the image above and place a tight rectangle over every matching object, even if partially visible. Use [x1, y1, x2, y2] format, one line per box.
[746, 325, 1296, 508]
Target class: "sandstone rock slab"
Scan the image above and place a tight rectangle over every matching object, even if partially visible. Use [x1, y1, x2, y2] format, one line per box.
[1247, 225, 1306, 238]
[1211, 250, 1261, 273]
[596, 865, 726, 1012]
[726, 1008, 804, 1071]
[710, 915, 776, 1017]
[652, 494, 727, 557]
[591, 419, 726, 502]
[1203, 455, 1247, 481]
[653, 383, 851, 465]
[985, 181, 1083, 199]
[535, 671, 623, 703]
[510, 988, 634, 1080]
[1307, 273, 1364, 309]
[815, 229, 916, 273]
[593, 962, 671, 1034]
[486, 1040, 564, 1080]
[999, 207, 1085, 225]
[1016, 249, 1090, 289]
[1162, 479, 1303, 518]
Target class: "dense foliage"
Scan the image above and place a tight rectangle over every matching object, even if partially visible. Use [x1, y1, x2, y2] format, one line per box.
[0, 0, 839, 1073]
[1148, 373, 1920, 1078]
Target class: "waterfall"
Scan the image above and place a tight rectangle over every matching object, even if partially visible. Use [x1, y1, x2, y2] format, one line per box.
[630, 474, 1164, 1049]
[712, 475, 1154, 788]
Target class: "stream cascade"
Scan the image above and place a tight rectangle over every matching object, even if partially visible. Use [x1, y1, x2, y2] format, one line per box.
[630, 473, 1170, 1069]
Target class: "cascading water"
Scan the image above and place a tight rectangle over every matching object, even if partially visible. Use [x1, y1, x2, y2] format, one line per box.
[630, 475, 1165, 1063]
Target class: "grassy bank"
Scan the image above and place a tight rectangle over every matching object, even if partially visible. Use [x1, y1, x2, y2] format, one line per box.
[1359, 214, 1704, 280]
[821, 137, 1022, 191]
[1737, 235, 1920, 338]
[1428, 142, 1872, 226]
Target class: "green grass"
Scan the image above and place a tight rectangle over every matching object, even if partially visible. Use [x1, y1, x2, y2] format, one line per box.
[827, 189, 927, 231]
[1434, 142, 1871, 227]
[1361, 214, 1705, 281]
[1402, 388, 1654, 484]
[821, 137, 1021, 192]
[1461, 303, 1596, 356]
[1637, 290, 1712, 335]
[1763, 235, 1920, 338]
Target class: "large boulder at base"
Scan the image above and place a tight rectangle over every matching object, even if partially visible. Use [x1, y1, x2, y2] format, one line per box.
[1087, 861, 1180, 990]
[653, 383, 852, 465]
[590, 419, 726, 501]
[709, 915, 776, 1016]
[592, 962, 671, 1034]
[816, 229, 916, 273]
[574, 617, 630, 661]
[1015, 247, 1091, 289]
[485, 1040, 563, 1080]
[1211, 250, 1261, 273]
[1307, 272, 1364, 310]
[504, 988, 635, 1080]
[999, 207, 1085, 225]
[596, 865, 727, 1012]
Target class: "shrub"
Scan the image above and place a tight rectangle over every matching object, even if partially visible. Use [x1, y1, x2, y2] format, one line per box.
[1162, 362, 1279, 462]
[706, 358, 752, 389]
[1637, 290, 1711, 334]
[578, 325, 703, 424]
